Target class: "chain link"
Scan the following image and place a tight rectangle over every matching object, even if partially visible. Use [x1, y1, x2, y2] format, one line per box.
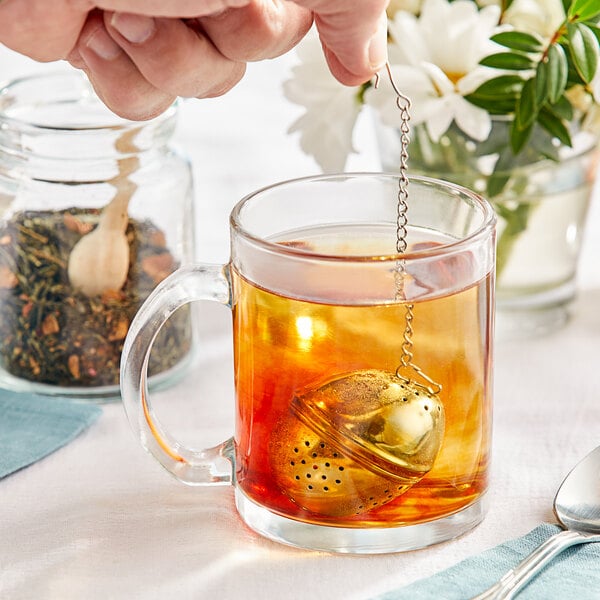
[385, 63, 412, 256]
[380, 63, 442, 395]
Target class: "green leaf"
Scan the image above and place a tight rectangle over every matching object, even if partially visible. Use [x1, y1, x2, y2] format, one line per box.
[464, 95, 516, 115]
[566, 57, 586, 84]
[537, 109, 573, 147]
[510, 117, 534, 153]
[515, 78, 539, 130]
[486, 172, 511, 198]
[568, 0, 600, 22]
[547, 95, 574, 121]
[547, 43, 569, 103]
[530, 129, 561, 161]
[470, 74, 524, 97]
[487, 149, 518, 198]
[587, 24, 600, 45]
[567, 22, 599, 83]
[499, 203, 531, 234]
[491, 31, 544, 52]
[356, 82, 371, 104]
[465, 75, 521, 113]
[535, 61, 549, 106]
[480, 52, 536, 70]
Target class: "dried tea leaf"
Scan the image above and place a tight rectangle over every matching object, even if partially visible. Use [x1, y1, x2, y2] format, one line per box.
[0, 208, 192, 387]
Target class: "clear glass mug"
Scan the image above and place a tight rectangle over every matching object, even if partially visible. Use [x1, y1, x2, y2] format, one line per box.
[121, 173, 496, 554]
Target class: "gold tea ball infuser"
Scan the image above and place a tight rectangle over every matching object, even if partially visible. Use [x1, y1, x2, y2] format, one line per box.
[270, 65, 446, 518]
[271, 370, 444, 517]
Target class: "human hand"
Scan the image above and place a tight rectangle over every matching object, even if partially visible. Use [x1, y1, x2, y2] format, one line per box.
[0, 0, 389, 120]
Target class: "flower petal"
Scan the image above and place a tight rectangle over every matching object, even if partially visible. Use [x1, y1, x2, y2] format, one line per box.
[388, 12, 430, 66]
[283, 31, 363, 172]
[288, 100, 361, 172]
[420, 62, 455, 96]
[424, 98, 455, 141]
[457, 66, 498, 95]
[365, 65, 437, 127]
[451, 95, 492, 141]
[504, 0, 565, 38]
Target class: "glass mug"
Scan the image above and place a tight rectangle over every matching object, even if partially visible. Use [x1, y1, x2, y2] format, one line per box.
[121, 173, 496, 554]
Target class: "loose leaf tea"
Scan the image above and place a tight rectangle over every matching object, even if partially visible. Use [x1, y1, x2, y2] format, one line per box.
[0, 208, 191, 387]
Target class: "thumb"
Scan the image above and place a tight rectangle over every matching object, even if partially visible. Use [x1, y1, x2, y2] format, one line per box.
[293, 0, 389, 85]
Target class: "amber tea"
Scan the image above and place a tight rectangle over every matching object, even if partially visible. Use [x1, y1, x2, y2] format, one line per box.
[232, 224, 492, 527]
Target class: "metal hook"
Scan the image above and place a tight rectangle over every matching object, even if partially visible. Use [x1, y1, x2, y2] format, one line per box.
[374, 63, 412, 110]
[384, 63, 411, 110]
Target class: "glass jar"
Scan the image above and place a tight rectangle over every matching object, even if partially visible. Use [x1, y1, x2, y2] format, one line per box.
[0, 71, 196, 400]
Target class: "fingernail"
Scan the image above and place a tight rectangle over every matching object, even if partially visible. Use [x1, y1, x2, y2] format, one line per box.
[368, 13, 388, 70]
[85, 27, 122, 60]
[111, 12, 156, 44]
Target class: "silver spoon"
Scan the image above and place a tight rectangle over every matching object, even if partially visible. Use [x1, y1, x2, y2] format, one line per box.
[472, 445, 600, 599]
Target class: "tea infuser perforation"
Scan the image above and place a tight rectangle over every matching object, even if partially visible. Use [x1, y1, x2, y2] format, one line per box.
[270, 64, 445, 518]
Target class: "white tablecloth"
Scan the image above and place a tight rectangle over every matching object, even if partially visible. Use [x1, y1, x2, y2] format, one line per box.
[1, 46, 599, 600]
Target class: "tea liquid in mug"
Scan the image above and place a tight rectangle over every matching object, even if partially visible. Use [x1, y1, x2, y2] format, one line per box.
[232, 224, 493, 528]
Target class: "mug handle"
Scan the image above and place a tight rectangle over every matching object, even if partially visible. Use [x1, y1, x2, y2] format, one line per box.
[120, 264, 234, 486]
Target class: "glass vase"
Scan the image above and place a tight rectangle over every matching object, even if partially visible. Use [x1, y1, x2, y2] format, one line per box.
[375, 117, 600, 339]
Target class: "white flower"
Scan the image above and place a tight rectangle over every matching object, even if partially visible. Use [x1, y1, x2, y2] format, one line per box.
[387, 0, 422, 16]
[478, 0, 565, 37]
[367, 0, 502, 142]
[502, 0, 565, 38]
[283, 31, 362, 172]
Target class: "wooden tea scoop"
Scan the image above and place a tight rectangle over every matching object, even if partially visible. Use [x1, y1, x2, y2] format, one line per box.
[68, 156, 139, 296]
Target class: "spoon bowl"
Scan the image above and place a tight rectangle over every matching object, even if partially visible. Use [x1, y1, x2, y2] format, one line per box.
[555, 445, 600, 534]
[473, 445, 600, 599]
[68, 157, 138, 296]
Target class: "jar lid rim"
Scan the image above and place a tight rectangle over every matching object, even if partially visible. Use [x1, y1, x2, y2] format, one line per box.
[0, 71, 177, 132]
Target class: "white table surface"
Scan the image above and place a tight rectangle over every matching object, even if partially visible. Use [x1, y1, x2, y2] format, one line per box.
[1, 44, 600, 600]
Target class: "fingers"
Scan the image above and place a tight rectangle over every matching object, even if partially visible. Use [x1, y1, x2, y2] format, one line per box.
[0, 0, 87, 61]
[0, 0, 386, 122]
[106, 12, 246, 98]
[92, 0, 252, 18]
[71, 0, 312, 120]
[200, 0, 312, 61]
[72, 10, 249, 119]
[293, 0, 389, 85]
[73, 11, 176, 120]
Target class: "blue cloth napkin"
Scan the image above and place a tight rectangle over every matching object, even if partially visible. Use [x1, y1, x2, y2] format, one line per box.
[0, 389, 102, 479]
[374, 523, 600, 600]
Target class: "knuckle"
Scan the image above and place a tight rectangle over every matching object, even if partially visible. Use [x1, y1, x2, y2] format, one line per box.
[198, 62, 246, 99]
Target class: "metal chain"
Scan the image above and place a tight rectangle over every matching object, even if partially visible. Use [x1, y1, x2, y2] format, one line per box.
[380, 63, 442, 395]
[386, 63, 411, 256]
